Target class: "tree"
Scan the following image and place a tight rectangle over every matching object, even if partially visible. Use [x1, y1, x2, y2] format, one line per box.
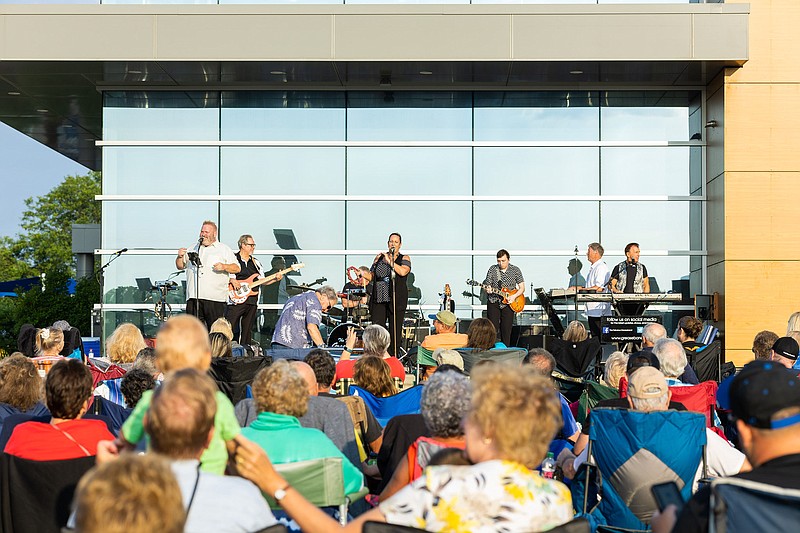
[10, 171, 101, 276]
[0, 238, 35, 282]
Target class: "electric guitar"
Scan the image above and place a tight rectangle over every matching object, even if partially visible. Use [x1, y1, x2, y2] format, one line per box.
[228, 263, 304, 304]
[465, 279, 525, 313]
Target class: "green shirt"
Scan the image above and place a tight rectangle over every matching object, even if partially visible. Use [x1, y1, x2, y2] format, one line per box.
[121, 389, 241, 474]
[242, 411, 364, 495]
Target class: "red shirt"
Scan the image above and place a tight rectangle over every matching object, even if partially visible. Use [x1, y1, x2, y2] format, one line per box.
[4, 419, 115, 461]
[335, 356, 406, 382]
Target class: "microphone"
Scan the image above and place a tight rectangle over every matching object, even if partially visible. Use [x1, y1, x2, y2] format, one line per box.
[389, 247, 395, 254]
[113, 248, 128, 256]
[574, 245, 579, 254]
[198, 236, 204, 245]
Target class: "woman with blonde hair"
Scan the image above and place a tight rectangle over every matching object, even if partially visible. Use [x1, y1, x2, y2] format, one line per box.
[563, 320, 588, 343]
[787, 311, 800, 335]
[235, 363, 573, 532]
[35, 327, 65, 356]
[210, 332, 233, 358]
[0, 354, 48, 432]
[105, 323, 147, 367]
[353, 355, 397, 397]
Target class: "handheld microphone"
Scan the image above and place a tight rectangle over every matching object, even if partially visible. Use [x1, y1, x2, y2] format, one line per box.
[389, 247, 395, 254]
[198, 236, 204, 245]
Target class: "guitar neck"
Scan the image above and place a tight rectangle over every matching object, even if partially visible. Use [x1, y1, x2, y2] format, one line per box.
[250, 266, 297, 289]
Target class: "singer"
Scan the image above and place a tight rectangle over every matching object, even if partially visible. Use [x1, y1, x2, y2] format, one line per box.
[609, 242, 650, 294]
[176, 220, 240, 329]
[369, 233, 412, 357]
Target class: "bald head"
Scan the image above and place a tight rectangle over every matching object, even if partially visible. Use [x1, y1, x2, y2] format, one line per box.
[290, 361, 318, 397]
[642, 323, 667, 347]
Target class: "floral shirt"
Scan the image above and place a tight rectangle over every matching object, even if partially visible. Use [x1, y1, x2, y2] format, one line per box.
[379, 459, 573, 532]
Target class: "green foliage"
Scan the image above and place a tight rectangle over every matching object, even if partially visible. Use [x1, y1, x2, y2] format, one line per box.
[10, 171, 101, 275]
[0, 238, 35, 282]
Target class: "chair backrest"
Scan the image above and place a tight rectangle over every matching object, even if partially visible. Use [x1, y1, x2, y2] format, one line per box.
[692, 340, 723, 383]
[548, 517, 591, 533]
[267, 457, 346, 509]
[549, 337, 603, 379]
[585, 409, 706, 530]
[336, 395, 369, 443]
[363, 521, 427, 532]
[455, 348, 527, 374]
[0, 453, 96, 533]
[709, 477, 800, 533]
[209, 355, 271, 405]
[668, 381, 718, 428]
[576, 380, 619, 426]
[349, 385, 423, 426]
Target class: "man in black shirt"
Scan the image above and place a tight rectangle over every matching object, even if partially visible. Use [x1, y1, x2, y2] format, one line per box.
[610, 242, 650, 315]
[652, 360, 800, 533]
[225, 234, 281, 346]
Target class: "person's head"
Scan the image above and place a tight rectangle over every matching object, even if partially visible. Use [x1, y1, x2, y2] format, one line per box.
[626, 351, 661, 375]
[0, 353, 42, 412]
[587, 242, 604, 264]
[787, 312, 800, 336]
[563, 320, 588, 343]
[210, 318, 234, 341]
[523, 348, 556, 378]
[432, 310, 458, 334]
[421, 370, 470, 439]
[627, 366, 671, 412]
[433, 348, 464, 372]
[105, 323, 147, 365]
[770, 337, 800, 369]
[155, 314, 212, 373]
[209, 332, 233, 359]
[466, 317, 497, 350]
[677, 315, 703, 342]
[304, 348, 337, 391]
[568, 258, 583, 276]
[271, 256, 286, 269]
[496, 249, 510, 270]
[73, 453, 185, 533]
[132, 347, 159, 378]
[315, 286, 338, 312]
[238, 234, 256, 253]
[45, 359, 93, 420]
[252, 359, 309, 417]
[603, 351, 629, 390]
[752, 330, 780, 360]
[354, 355, 397, 397]
[35, 327, 64, 356]
[290, 361, 319, 396]
[356, 266, 370, 286]
[729, 360, 800, 466]
[652, 338, 688, 379]
[388, 232, 402, 252]
[199, 220, 218, 245]
[465, 364, 561, 469]
[120, 369, 156, 408]
[145, 368, 217, 459]
[642, 322, 667, 347]
[624, 242, 641, 263]
[362, 324, 391, 356]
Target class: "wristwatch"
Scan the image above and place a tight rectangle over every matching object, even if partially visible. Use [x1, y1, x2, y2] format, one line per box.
[273, 483, 291, 503]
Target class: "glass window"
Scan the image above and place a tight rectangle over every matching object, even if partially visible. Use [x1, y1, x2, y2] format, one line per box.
[345, 201, 472, 250]
[601, 147, 689, 195]
[601, 107, 689, 141]
[473, 201, 599, 250]
[220, 147, 345, 195]
[347, 148, 472, 195]
[601, 201, 689, 251]
[220, 201, 345, 251]
[101, 254, 189, 305]
[103, 201, 218, 249]
[103, 147, 219, 195]
[475, 147, 599, 195]
[103, 91, 220, 141]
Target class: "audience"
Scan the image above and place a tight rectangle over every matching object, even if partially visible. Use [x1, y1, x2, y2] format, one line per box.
[653, 338, 691, 386]
[104, 323, 147, 368]
[769, 336, 799, 370]
[353, 355, 397, 397]
[210, 331, 233, 358]
[432, 347, 464, 372]
[0, 354, 48, 433]
[602, 351, 628, 390]
[563, 320, 588, 343]
[5, 359, 114, 460]
[35, 326, 65, 357]
[336, 325, 405, 383]
[787, 311, 800, 336]
[752, 330, 779, 360]
[420, 310, 468, 351]
[466, 317, 503, 350]
[132, 346, 161, 380]
[119, 369, 156, 408]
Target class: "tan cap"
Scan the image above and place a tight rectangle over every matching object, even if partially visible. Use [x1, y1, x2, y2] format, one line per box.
[627, 366, 668, 399]
[432, 310, 458, 327]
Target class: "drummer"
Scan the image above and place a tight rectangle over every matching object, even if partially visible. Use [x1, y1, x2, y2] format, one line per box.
[341, 266, 372, 321]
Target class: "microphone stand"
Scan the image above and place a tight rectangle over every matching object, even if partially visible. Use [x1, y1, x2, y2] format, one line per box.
[95, 248, 127, 345]
[188, 239, 203, 320]
[390, 248, 397, 358]
[573, 245, 579, 322]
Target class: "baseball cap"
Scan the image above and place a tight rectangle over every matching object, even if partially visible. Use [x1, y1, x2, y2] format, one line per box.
[729, 360, 800, 429]
[627, 366, 668, 399]
[771, 337, 799, 361]
[428, 310, 457, 327]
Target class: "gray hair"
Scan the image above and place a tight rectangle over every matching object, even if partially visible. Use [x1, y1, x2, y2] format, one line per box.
[316, 285, 338, 305]
[603, 351, 629, 389]
[363, 324, 391, 355]
[237, 234, 253, 249]
[652, 338, 688, 378]
[132, 347, 158, 377]
[643, 323, 667, 345]
[421, 370, 471, 438]
[630, 391, 670, 412]
[588, 242, 604, 256]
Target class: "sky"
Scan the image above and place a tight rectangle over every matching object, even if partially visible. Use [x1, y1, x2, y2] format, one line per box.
[0, 122, 90, 239]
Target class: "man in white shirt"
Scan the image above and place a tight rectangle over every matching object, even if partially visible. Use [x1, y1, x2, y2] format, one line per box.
[579, 242, 611, 338]
[176, 220, 240, 329]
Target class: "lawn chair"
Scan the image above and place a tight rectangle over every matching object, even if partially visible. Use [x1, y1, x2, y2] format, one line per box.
[708, 477, 800, 533]
[349, 385, 423, 426]
[550, 337, 603, 403]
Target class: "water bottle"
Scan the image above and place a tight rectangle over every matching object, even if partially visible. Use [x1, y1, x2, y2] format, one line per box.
[541, 451, 556, 479]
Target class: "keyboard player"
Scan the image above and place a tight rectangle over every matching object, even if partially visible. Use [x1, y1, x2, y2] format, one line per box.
[609, 242, 650, 316]
[577, 242, 611, 338]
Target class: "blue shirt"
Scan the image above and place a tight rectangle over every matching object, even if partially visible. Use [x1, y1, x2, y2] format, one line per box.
[272, 291, 323, 348]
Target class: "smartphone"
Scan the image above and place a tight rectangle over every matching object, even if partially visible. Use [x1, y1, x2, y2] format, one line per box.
[651, 481, 685, 513]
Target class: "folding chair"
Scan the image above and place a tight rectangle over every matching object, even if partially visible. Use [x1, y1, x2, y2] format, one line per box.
[455, 347, 528, 375]
[576, 380, 619, 426]
[690, 340, 723, 383]
[209, 355, 271, 405]
[668, 381, 723, 437]
[576, 409, 707, 532]
[550, 337, 603, 403]
[708, 477, 800, 533]
[265, 457, 368, 526]
[349, 385, 423, 426]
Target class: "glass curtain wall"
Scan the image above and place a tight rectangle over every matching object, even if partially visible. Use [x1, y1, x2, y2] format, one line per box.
[101, 89, 703, 340]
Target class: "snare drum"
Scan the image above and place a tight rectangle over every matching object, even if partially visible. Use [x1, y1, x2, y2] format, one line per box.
[327, 322, 364, 349]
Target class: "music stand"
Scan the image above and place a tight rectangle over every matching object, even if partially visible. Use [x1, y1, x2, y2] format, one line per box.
[273, 229, 300, 274]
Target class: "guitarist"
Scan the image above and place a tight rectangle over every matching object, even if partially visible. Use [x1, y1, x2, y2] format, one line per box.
[225, 234, 282, 346]
[482, 249, 525, 347]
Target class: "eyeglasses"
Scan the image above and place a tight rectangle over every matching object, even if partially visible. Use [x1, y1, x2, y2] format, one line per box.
[244, 243, 256, 247]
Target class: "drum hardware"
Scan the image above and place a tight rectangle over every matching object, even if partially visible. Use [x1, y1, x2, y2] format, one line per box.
[153, 277, 180, 322]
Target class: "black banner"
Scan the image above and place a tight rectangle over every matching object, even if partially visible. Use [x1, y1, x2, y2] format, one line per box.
[601, 315, 662, 343]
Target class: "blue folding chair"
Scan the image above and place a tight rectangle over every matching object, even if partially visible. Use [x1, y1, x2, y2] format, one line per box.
[708, 477, 800, 533]
[349, 385, 423, 426]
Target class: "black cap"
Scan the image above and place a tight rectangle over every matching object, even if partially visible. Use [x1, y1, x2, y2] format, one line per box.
[729, 360, 800, 429]
[626, 351, 661, 374]
[772, 337, 799, 361]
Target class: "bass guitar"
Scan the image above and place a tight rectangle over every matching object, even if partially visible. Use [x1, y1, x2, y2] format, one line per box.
[228, 263, 304, 304]
[465, 279, 525, 313]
